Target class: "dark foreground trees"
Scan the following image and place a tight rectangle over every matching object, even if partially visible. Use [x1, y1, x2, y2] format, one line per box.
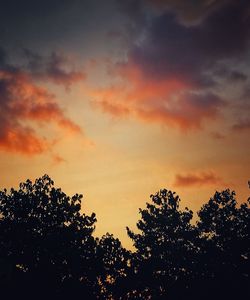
[0, 175, 99, 299]
[125, 188, 250, 299]
[196, 189, 250, 299]
[125, 189, 197, 299]
[0, 175, 249, 299]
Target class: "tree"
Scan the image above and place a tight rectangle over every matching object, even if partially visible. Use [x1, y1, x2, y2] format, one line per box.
[126, 187, 250, 299]
[126, 189, 198, 299]
[96, 233, 131, 299]
[0, 175, 98, 299]
[196, 189, 250, 299]
[1, 175, 249, 299]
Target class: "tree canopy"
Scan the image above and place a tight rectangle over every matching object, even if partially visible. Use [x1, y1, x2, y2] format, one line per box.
[0, 175, 249, 299]
[0, 175, 98, 299]
[125, 188, 250, 299]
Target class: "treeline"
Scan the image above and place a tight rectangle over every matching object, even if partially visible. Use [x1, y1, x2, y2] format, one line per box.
[0, 175, 249, 299]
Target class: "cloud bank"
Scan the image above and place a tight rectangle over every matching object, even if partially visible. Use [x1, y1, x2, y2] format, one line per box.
[92, 0, 250, 131]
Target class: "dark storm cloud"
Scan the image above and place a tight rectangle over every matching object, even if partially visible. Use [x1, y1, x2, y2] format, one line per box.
[127, 0, 250, 86]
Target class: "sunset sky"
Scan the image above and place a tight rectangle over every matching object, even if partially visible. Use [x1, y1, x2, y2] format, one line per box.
[0, 0, 249, 248]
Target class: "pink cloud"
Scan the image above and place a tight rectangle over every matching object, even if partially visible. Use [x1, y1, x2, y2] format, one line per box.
[0, 69, 83, 156]
[91, 61, 224, 130]
[174, 171, 223, 187]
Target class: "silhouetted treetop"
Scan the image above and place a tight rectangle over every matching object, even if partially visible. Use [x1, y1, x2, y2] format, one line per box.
[127, 189, 195, 258]
[125, 189, 197, 299]
[124, 187, 250, 300]
[96, 233, 131, 299]
[0, 175, 98, 299]
[0, 174, 96, 230]
[197, 189, 250, 282]
[0, 175, 249, 299]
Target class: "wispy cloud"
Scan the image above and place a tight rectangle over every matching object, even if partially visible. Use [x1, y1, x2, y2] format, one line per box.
[173, 171, 223, 187]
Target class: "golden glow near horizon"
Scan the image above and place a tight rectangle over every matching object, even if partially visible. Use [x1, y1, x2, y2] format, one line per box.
[0, 0, 249, 249]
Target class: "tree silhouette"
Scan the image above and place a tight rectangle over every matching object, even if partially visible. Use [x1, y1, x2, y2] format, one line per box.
[0, 175, 98, 299]
[195, 189, 250, 299]
[125, 188, 250, 299]
[126, 189, 198, 299]
[96, 233, 131, 299]
[0, 175, 249, 299]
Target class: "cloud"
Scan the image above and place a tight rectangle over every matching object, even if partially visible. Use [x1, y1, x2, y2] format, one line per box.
[174, 172, 223, 187]
[0, 68, 82, 155]
[91, 61, 224, 130]
[0, 124, 49, 155]
[137, 93, 224, 129]
[228, 71, 248, 82]
[210, 131, 225, 140]
[146, 0, 232, 24]
[52, 154, 66, 165]
[91, 0, 249, 130]
[213, 66, 248, 82]
[129, 0, 250, 84]
[232, 119, 250, 132]
[23, 50, 86, 88]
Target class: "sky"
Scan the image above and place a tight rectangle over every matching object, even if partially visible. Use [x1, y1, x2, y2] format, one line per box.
[0, 0, 249, 248]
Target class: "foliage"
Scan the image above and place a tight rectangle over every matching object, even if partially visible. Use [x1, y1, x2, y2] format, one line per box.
[126, 188, 250, 299]
[126, 189, 198, 299]
[0, 175, 249, 299]
[96, 233, 131, 299]
[0, 175, 97, 299]
[196, 189, 250, 299]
